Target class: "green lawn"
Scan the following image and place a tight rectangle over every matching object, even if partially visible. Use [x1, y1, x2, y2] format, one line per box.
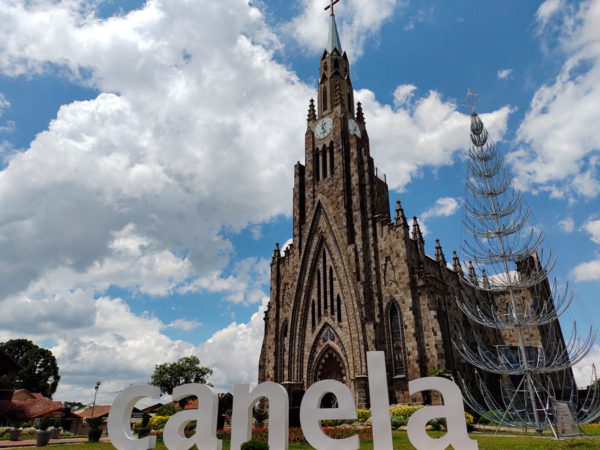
[35, 429, 600, 449]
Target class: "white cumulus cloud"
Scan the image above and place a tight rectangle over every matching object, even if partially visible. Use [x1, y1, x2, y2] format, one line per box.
[283, 0, 405, 60]
[559, 217, 575, 233]
[417, 197, 460, 236]
[510, 0, 600, 199]
[357, 88, 512, 191]
[573, 343, 600, 388]
[573, 217, 600, 282]
[497, 68, 513, 80]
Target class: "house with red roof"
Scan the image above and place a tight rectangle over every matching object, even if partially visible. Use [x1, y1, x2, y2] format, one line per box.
[12, 389, 64, 419]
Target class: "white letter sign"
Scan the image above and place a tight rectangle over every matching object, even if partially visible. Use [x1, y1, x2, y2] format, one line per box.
[108, 385, 160, 450]
[300, 380, 358, 450]
[231, 382, 289, 450]
[407, 377, 478, 450]
[163, 383, 222, 450]
[367, 352, 393, 449]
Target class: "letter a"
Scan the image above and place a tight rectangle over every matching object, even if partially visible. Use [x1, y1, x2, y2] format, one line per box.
[407, 377, 478, 450]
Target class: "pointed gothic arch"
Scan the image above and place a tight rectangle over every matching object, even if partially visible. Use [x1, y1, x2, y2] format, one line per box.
[308, 324, 348, 385]
[287, 198, 365, 383]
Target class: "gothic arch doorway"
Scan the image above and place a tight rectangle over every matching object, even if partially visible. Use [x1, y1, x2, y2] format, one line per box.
[313, 346, 347, 408]
[314, 347, 346, 383]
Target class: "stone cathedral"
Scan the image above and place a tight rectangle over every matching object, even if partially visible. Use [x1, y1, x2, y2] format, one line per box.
[258, 11, 559, 409]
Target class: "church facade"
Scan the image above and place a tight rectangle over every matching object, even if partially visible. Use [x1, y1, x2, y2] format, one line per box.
[257, 12, 552, 409]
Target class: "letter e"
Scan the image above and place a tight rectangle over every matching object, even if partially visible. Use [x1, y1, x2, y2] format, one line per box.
[300, 380, 358, 450]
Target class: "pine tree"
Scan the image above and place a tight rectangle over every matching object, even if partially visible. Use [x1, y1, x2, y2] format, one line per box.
[455, 93, 600, 436]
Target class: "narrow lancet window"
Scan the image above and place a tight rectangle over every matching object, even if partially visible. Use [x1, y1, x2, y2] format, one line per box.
[317, 270, 322, 321]
[323, 250, 327, 311]
[329, 267, 334, 312]
[311, 301, 315, 329]
[323, 86, 328, 111]
[389, 302, 406, 376]
[322, 149, 327, 180]
[279, 322, 287, 381]
[337, 295, 342, 323]
[329, 143, 334, 175]
[315, 152, 320, 182]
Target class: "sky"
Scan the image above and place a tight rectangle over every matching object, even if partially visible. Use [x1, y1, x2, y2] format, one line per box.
[0, 0, 599, 406]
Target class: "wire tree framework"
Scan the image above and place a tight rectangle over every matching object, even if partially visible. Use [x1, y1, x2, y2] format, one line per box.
[455, 96, 600, 436]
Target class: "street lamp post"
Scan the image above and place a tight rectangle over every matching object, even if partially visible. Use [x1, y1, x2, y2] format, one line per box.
[91, 381, 101, 417]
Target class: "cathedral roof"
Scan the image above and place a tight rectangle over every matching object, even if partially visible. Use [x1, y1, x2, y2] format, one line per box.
[326, 14, 342, 54]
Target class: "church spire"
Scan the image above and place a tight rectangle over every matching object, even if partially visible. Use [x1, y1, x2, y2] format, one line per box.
[318, 0, 353, 118]
[326, 13, 342, 54]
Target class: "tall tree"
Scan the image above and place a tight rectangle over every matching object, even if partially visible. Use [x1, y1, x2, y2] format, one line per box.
[151, 356, 212, 396]
[0, 339, 60, 398]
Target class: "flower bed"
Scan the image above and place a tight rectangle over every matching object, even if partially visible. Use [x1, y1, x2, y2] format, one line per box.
[216, 426, 372, 445]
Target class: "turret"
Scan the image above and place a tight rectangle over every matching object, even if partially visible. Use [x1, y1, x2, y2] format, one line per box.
[452, 251, 464, 276]
[394, 200, 408, 228]
[307, 98, 317, 123]
[435, 239, 446, 265]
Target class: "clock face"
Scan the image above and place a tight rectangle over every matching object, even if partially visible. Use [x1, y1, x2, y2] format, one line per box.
[314, 117, 333, 139]
[348, 119, 362, 138]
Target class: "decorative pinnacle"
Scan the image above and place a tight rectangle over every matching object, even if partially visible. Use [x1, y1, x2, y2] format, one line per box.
[412, 216, 423, 243]
[452, 251, 464, 276]
[394, 200, 407, 227]
[308, 99, 317, 122]
[468, 261, 478, 286]
[435, 239, 446, 265]
[481, 268, 491, 289]
[272, 242, 281, 262]
[463, 88, 482, 114]
[356, 101, 365, 123]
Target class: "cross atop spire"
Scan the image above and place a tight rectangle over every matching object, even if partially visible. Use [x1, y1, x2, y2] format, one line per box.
[324, 0, 341, 16]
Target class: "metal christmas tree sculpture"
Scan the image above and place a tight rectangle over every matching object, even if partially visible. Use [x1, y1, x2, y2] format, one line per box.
[455, 93, 600, 436]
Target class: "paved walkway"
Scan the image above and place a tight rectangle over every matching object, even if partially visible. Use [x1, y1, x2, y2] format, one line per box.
[0, 437, 110, 448]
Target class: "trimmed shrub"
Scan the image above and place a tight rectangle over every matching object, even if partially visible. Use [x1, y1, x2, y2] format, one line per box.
[252, 408, 268, 427]
[241, 440, 269, 450]
[390, 416, 407, 428]
[427, 418, 446, 431]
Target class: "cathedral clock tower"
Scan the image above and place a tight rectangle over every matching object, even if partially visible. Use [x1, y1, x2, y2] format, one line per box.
[259, 1, 481, 409]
